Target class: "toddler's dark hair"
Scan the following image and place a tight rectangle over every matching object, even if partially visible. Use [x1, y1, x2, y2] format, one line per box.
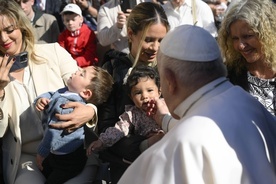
[126, 65, 160, 95]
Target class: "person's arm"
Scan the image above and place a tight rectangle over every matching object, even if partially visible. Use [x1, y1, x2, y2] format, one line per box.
[161, 114, 178, 132]
[0, 55, 14, 137]
[87, 107, 131, 155]
[74, 0, 98, 17]
[52, 43, 79, 84]
[97, 5, 127, 46]
[147, 98, 169, 125]
[50, 102, 96, 133]
[83, 1, 98, 17]
[86, 103, 98, 128]
[0, 54, 13, 98]
[147, 98, 177, 132]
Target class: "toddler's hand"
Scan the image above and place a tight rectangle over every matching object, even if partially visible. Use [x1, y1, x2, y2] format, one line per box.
[36, 98, 50, 111]
[86, 139, 103, 155]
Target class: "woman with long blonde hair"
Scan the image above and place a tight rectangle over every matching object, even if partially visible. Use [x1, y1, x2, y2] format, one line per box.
[0, 0, 97, 183]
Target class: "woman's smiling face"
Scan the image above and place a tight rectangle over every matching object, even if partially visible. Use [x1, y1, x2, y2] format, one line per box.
[128, 23, 167, 65]
[0, 15, 23, 56]
[230, 20, 264, 64]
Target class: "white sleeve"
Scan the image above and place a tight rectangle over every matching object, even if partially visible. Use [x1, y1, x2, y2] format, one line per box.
[86, 103, 98, 129]
[162, 114, 178, 132]
[96, 6, 127, 46]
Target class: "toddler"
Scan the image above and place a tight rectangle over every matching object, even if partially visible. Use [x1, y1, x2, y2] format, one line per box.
[34, 66, 113, 184]
[87, 65, 164, 163]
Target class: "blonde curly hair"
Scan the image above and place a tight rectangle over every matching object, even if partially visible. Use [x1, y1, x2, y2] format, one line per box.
[217, 0, 276, 73]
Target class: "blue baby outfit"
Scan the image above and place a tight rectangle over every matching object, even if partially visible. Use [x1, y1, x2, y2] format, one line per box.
[34, 87, 85, 157]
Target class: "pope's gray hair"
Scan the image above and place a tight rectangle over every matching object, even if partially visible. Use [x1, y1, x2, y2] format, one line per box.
[159, 53, 227, 88]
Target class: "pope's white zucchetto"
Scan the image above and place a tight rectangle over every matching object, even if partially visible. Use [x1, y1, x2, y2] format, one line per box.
[160, 25, 221, 62]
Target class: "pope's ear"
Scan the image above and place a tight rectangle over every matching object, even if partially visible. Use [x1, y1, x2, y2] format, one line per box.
[80, 89, 93, 100]
[164, 68, 177, 95]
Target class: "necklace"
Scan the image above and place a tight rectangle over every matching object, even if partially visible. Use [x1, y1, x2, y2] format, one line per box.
[183, 79, 228, 116]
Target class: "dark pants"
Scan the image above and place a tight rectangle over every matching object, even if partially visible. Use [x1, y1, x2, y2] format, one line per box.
[99, 135, 146, 183]
[42, 145, 87, 184]
[109, 134, 146, 162]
